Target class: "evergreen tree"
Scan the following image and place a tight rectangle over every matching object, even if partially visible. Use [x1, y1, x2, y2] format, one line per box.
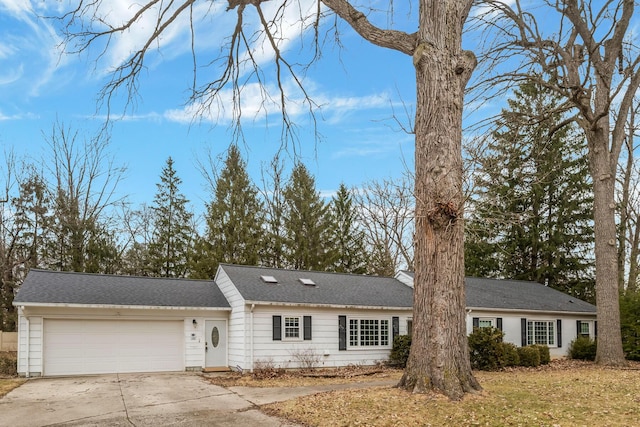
[328, 183, 368, 273]
[1, 169, 51, 331]
[282, 163, 332, 270]
[196, 145, 263, 276]
[148, 157, 194, 277]
[465, 83, 594, 300]
[260, 156, 287, 268]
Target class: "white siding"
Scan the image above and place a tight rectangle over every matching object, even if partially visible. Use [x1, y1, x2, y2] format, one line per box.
[16, 311, 26, 374]
[394, 272, 414, 288]
[466, 310, 597, 358]
[17, 310, 43, 376]
[248, 305, 411, 370]
[16, 306, 227, 376]
[184, 317, 205, 368]
[17, 314, 43, 376]
[215, 268, 247, 369]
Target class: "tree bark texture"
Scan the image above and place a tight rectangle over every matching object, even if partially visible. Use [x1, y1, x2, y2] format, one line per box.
[397, 0, 481, 400]
[587, 124, 627, 366]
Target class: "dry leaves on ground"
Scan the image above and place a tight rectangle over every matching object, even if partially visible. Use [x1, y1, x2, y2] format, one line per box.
[206, 364, 402, 388]
[262, 360, 640, 427]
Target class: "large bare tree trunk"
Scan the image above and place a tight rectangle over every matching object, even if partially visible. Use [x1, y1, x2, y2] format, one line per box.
[589, 125, 627, 365]
[398, 0, 481, 400]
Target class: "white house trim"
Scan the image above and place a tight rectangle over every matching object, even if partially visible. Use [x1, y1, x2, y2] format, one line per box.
[244, 301, 410, 311]
[467, 307, 596, 316]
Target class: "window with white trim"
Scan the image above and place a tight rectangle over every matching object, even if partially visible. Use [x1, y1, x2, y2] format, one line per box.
[284, 316, 301, 339]
[348, 318, 390, 347]
[527, 320, 555, 346]
[478, 318, 495, 328]
[579, 321, 590, 338]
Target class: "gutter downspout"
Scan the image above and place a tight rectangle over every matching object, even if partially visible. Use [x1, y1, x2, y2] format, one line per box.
[250, 304, 255, 373]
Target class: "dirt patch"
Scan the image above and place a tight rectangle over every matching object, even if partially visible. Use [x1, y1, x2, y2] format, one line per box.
[205, 365, 403, 388]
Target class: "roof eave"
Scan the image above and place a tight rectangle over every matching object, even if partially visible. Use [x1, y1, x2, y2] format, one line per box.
[14, 302, 231, 311]
[465, 306, 597, 316]
[244, 300, 411, 311]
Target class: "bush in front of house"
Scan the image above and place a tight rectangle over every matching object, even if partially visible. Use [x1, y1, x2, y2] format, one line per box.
[517, 346, 541, 367]
[502, 342, 521, 367]
[568, 336, 597, 361]
[389, 335, 412, 368]
[531, 344, 551, 365]
[468, 326, 510, 371]
[0, 351, 17, 377]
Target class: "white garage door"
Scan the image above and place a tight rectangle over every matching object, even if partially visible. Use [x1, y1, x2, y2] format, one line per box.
[44, 319, 184, 375]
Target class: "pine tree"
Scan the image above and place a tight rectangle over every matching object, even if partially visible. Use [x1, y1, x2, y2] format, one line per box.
[466, 82, 594, 300]
[148, 157, 194, 277]
[260, 156, 287, 268]
[282, 163, 332, 270]
[328, 183, 368, 273]
[198, 145, 263, 276]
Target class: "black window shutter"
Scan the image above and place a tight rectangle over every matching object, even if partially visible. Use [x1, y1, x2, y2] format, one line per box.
[338, 315, 347, 351]
[557, 319, 562, 347]
[594, 320, 598, 338]
[303, 316, 312, 340]
[497, 318, 503, 331]
[576, 320, 582, 336]
[521, 318, 527, 347]
[392, 317, 399, 341]
[272, 315, 282, 341]
[472, 317, 479, 329]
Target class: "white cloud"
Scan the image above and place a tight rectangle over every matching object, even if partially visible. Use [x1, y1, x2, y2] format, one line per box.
[0, 0, 32, 16]
[0, 0, 66, 96]
[0, 64, 23, 84]
[0, 42, 16, 59]
[470, 0, 517, 19]
[77, 1, 227, 74]
[0, 110, 37, 121]
[162, 76, 392, 127]
[241, 0, 321, 67]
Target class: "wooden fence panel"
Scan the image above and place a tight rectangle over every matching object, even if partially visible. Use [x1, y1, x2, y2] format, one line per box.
[0, 331, 18, 351]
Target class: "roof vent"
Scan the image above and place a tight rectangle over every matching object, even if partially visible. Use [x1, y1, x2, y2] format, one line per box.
[261, 275, 278, 284]
[299, 278, 316, 287]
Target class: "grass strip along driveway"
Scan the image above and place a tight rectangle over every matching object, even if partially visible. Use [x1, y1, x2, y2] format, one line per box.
[250, 361, 640, 427]
[0, 379, 24, 398]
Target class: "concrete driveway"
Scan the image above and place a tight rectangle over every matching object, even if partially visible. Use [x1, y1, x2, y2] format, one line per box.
[0, 372, 300, 427]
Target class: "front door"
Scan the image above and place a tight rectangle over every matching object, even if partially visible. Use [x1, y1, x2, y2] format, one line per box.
[205, 320, 227, 368]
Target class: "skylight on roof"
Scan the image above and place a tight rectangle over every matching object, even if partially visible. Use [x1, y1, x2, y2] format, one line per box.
[261, 275, 278, 284]
[299, 278, 316, 286]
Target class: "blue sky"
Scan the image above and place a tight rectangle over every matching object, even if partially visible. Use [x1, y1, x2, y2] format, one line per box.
[0, 0, 422, 216]
[0, 1, 426, 215]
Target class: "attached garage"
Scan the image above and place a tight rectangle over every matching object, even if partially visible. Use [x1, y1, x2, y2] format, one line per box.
[43, 319, 184, 375]
[14, 270, 232, 377]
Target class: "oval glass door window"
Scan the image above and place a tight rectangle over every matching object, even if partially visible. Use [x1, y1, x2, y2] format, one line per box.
[211, 327, 220, 348]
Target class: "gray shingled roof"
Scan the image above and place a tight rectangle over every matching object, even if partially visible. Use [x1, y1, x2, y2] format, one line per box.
[465, 277, 595, 313]
[14, 269, 230, 309]
[220, 264, 413, 308]
[399, 271, 595, 313]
